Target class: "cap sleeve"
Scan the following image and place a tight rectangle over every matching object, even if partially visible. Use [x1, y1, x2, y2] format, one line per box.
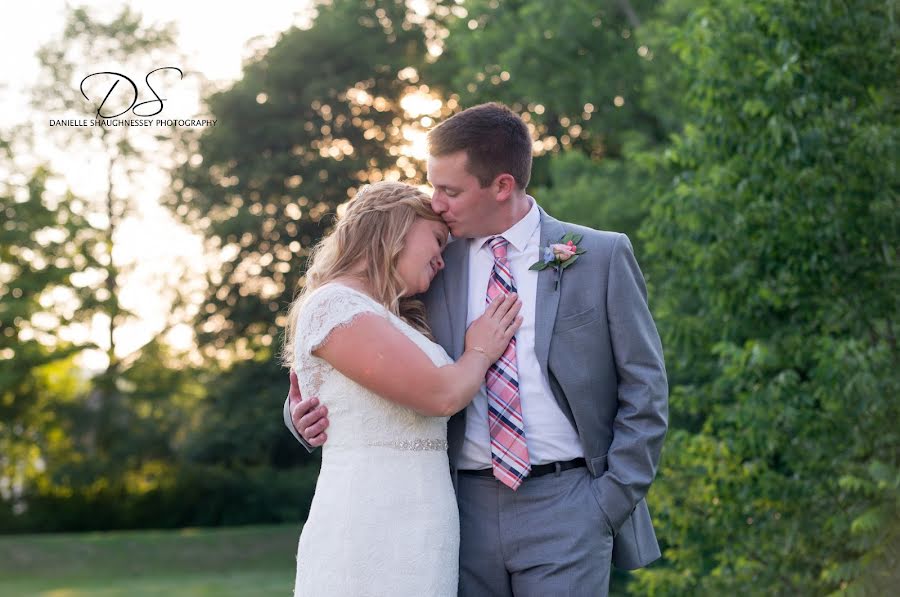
[295, 285, 384, 356]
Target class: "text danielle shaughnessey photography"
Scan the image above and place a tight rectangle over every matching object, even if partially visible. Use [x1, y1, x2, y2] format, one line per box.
[48, 118, 217, 127]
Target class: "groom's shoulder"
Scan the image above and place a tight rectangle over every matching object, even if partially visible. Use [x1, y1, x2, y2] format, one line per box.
[446, 236, 469, 250]
[542, 204, 622, 246]
[554, 217, 626, 254]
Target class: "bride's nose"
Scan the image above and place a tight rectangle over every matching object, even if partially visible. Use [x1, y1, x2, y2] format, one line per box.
[433, 255, 444, 271]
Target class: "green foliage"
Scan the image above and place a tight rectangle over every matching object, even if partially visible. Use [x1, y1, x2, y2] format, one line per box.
[167, 0, 432, 353]
[635, 0, 899, 593]
[430, 0, 669, 155]
[182, 355, 315, 470]
[1, 463, 317, 533]
[0, 164, 103, 376]
[427, 1, 681, 255]
[532, 147, 653, 241]
[31, 4, 182, 371]
[0, 156, 103, 509]
[4, 5, 191, 503]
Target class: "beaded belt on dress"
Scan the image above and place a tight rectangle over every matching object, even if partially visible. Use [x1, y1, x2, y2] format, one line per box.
[368, 439, 448, 451]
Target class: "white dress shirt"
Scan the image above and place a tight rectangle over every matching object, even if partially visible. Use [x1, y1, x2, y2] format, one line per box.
[456, 198, 584, 470]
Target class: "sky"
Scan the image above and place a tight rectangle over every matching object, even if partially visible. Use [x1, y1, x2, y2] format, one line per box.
[2, 1, 316, 370]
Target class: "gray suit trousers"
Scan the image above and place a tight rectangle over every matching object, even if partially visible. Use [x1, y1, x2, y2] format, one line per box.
[457, 467, 614, 597]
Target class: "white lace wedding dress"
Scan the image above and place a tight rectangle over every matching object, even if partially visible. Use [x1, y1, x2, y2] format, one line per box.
[292, 283, 459, 597]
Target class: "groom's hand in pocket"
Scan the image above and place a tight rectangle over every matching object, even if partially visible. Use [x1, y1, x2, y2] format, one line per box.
[289, 369, 329, 447]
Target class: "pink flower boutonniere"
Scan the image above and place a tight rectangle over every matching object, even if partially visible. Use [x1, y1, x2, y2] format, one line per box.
[529, 233, 586, 289]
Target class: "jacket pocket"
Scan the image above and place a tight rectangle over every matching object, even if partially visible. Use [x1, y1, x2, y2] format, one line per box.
[554, 305, 600, 333]
[588, 475, 616, 537]
[589, 453, 609, 478]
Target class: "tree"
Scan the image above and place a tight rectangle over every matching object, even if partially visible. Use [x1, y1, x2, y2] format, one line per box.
[635, 1, 899, 593]
[1, 6, 218, 531]
[168, 0, 436, 355]
[430, 0, 670, 155]
[165, 0, 439, 469]
[31, 5, 185, 456]
[0, 138, 100, 517]
[424, 0, 692, 253]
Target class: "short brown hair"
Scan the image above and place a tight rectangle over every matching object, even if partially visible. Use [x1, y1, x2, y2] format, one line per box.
[427, 102, 532, 189]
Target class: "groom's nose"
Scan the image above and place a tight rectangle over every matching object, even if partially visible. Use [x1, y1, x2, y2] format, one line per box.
[431, 191, 447, 214]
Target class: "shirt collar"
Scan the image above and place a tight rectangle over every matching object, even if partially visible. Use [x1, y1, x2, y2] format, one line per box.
[471, 196, 541, 254]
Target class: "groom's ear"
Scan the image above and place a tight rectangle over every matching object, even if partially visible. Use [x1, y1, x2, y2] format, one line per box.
[493, 173, 517, 202]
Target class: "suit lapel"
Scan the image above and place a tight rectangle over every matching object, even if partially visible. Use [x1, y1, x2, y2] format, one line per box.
[440, 238, 470, 470]
[534, 207, 565, 379]
[441, 237, 470, 359]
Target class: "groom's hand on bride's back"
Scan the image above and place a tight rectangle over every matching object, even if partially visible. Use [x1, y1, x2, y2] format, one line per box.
[289, 369, 330, 447]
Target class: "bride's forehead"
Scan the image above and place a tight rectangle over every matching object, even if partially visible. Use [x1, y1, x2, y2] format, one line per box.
[418, 218, 447, 232]
[408, 218, 448, 237]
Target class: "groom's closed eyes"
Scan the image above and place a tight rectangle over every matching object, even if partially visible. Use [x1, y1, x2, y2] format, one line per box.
[431, 183, 461, 198]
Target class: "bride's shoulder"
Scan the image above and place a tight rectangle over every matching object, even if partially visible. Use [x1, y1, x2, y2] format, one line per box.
[295, 283, 389, 354]
[301, 283, 383, 317]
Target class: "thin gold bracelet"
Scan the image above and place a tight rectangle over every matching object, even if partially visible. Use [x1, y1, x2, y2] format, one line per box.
[468, 346, 491, 363]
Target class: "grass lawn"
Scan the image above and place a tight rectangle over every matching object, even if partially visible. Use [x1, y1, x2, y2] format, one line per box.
[0, 524, 303, 596]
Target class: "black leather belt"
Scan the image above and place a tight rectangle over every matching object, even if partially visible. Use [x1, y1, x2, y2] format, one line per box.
[459, 458, 586, 480]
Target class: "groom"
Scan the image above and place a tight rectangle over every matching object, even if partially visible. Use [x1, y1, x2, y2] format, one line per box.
[284, 102, 668, 595]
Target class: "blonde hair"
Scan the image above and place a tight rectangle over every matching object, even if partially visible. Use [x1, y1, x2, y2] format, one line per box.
[280, 181, 445, 368]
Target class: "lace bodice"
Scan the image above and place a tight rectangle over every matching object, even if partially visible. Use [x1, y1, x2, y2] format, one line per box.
[292, 283, 454, 450]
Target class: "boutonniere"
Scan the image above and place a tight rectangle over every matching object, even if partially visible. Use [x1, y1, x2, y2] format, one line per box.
[529, 233, 586, 289]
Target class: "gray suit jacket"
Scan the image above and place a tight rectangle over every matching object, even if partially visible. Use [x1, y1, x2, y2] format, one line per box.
[283, 206, 668, 570]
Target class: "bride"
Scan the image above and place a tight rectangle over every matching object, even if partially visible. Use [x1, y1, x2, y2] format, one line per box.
[281, 181, 522, 596]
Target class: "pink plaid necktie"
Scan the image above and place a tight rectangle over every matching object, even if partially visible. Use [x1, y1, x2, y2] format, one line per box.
[485, 236, 530, 490]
